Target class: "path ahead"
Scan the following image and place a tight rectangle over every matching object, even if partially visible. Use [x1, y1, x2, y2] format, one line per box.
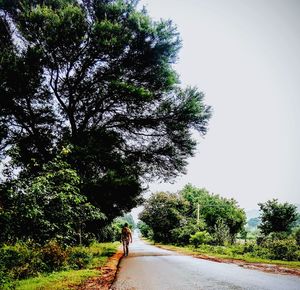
[112, 233, 300, 290]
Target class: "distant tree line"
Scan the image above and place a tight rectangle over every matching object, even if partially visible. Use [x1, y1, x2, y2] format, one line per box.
[138, 186, 300, 261]
[139, 184, 247, 245]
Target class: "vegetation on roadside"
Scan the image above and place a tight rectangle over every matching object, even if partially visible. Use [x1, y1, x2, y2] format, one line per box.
[0, 1, 208, 287]
[138, 185, 300, 264]
[0, 0, 211, 245]
[139, 185, 246, 245]
[154, 244, 300, 269]
[0, 242, 119, 289]
[15, 269, 99, 290]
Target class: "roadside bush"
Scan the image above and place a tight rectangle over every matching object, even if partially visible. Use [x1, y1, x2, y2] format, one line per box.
[137, 221, 153, 239]
[41, 241, 67, 272]
[67, 248, 92, 269]
[99, 244, 119, 257]
[0, 241, 119, 289]
[263, 239, 300, 261]
[0, 242, 44, 280]
[96, 222, 127, 243]
[241, 242, 271, 259]
[243, 243, 255, 254]
[0, 266, 13, 289]
[212, 219, 231, 246]
[230, 244, 245, 256]
[171, 222, 199, 245]
[190, 231, 212, 247]
[256, 235, 266, 246]
[67, 242, 117, 269]
[269, 231, 289, 240]
[294, 228, 300, 246]
[212, 246, 229, 255]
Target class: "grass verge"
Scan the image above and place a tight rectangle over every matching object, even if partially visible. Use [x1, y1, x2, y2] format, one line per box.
[4, 242, 119, 290]
[16, 269, 100, 290]
[154, 244, 300, 269]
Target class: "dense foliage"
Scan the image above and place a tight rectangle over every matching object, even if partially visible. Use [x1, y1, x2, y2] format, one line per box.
[139, 189, 300, 262]
[97, 213, 136, 242]
[139, 185, 246, 245]
[177, 239, 300, 262]
[181, 185, 246, 243]
[258, 199, 298, 236]
[0, 0, 211, 244]
[139, 191, 190, 243]
[0, 151, 104, 245]
[0, 241, 118, 289]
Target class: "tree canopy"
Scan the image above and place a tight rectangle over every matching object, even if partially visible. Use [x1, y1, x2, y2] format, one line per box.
[258, 199, 298, 236]
[180, 184, 246, 239]
[0, 151, 104, 245]
[0, 0, 211, 233]
[139, 185, 246, 245]
[139, 191, 189, 243]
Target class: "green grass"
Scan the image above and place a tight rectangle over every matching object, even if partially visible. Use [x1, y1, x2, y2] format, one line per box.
[155, 244, 300, 269]
[15, 269, 99, 290]
[3, 242, 120, 290]
[69, 242, 119, 269]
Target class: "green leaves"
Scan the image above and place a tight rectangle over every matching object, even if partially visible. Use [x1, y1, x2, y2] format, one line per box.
[0, 153, 105, 245]
[94, 19, 123, 44]
[140, 185, 247, 245]
[258, 199, 298, 236]
[0, 0, 211, 240]
[139, 191, 189, 243]
[181, 185, 246, 240]
[19, 3, 87, 60]
[190, 231, 212, 247]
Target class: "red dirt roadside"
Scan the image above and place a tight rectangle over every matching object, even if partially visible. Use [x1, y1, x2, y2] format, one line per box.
[76, 249, 123, 290]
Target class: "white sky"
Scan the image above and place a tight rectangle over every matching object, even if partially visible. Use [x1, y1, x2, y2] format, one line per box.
[136, 0, 300, 211]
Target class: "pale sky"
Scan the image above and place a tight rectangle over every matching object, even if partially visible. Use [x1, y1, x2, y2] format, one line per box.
[136, 0, 300, 211]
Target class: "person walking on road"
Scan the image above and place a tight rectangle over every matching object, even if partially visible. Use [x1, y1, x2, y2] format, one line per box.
[121, 223, 132, 256]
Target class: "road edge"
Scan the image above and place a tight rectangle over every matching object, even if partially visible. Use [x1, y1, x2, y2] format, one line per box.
[102, 247, 124, 290]
[154, 244, 300, 277]
[76, 246, 124, 290]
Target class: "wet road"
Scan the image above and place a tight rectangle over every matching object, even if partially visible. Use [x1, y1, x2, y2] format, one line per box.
[111, 234, 300, 290]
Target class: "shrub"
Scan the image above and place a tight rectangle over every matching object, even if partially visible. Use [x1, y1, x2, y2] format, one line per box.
[190, 231, 212, 247]
[256, 235, 266, 246]
[230, 244, 244, 256]
[212, 219, 231, 246]
[0, 241, 118, 288]
[67, 248, 92, 269]
[243, 243, 255, 253]
[0, 266, 12, 289]
[137, 221, 153, 239]
[41, 241, 67, 272]
[100, 245, 118, 257]
[0, 242, 44, 280]
[294, 228, 300, 246]
[269, 231, 289, 240]
[263, 239, 300, 261]
[171, 222, 200, 245]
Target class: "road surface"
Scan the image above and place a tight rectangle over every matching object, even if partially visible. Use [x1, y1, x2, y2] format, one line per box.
[111, 233, 300, 290]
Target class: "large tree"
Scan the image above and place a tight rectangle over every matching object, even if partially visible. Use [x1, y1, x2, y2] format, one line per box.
[180, 184, 246, 241]
[258, 199, 298, 236]
[139, 191, 189, 243]
[0, 0, 211, 222]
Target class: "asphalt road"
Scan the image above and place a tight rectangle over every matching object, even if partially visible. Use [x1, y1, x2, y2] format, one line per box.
[111, 233, 300, 290]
